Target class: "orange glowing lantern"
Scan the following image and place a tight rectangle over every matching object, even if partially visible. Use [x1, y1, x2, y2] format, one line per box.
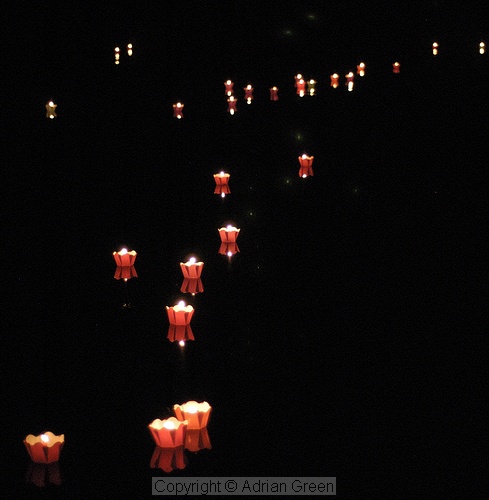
[345, 72, 354, 91]
[269, 86, 279, 100]
[24, 432, 64, 464]
[113, 248, 137, 267]
[298, 154, 314, 178]
[150, 445, 187, 473]
[127, 43, 133, 56]
[213, 171, 231, 197]
[330, 73, 339, 88]
[45, 101, 57, 119]
[25, 463, 62, 488]
[218, 225, 240, 255]
[244, 84, 254, 104]
[224, 79, 234, 96]
[185, 427, 212, 453]
[180, 257, 204, 279]
[173, 401, 212, 429]
[227, 96, 237, 115]
[432, 42, 438, 55]
[114, 46, 120, 64]
[180, 278, 204, 295]
[480, 42, 485, 54]
[114, 265, 137, 280]
[166, 301, 195, 342]
[173, 102, 184, 119]
[307, 79, 316, 96]
[357, 62, 366, 76]
[392, 62, 400, 73]
[149, 417, 188, 448]
[296, 76, 306, 97]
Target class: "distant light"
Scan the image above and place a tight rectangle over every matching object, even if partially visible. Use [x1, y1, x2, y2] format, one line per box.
[480, 42, 485, 54]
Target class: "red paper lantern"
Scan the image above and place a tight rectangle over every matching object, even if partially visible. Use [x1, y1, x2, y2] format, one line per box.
[227, 96, 237, 115]
[213, 171, 230, 197]
[392, 62, 400, 73]
[244, 84, 254, 104]
[24, 432, 64, 464]
[114, 265, 138, 280]
[113, 248, 137, 267]
[218, 225, 240, 255]
[150, 445, 187, 473]
[224, 79, 234, 96]
[269, 86, 279, 101]
[330, 73, 339, 88]
[166, 301, 195, 342]
[298, 154, 314, 178]
[180, 258, 204, 279]
[173, 102, 184, 119]
[296, 77, 306, 96]
[357, 62, 366, 76]
[345, 72, 354, 91]
[173, 401, 212, 429]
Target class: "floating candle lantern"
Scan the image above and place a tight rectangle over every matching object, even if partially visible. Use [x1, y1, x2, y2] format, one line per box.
[480, 42, 485, 54]
[269, 86, 279, 101]
[330, 73, 339, 88]
[149, 417, 188, 448]
[173, 102, 184, 119]
[166, 300, 195, 342]
[307, 79, 316, 96]
[345, 72, 354, 91]
[150, 445, 187, 473]
[432, 42, 438, 55]
[392, 62, 400, 74]
[227, 96, 237, 115]
[213, 171, 231, 197]
[185, 427, 212, 453]
[224, 79, 234, 96]
[24, 432, 64, 464]
[173, 401, 212, 429]
[113, 248, 137, 267]
[357, 62, 366, 76]
[296, 76, 306, 97]
[114, 265, 138, 280]
[180, 257, 204, 279]
[45, 101, 57, 119]
[114, 46, 120, 64]
[298, 154, 314, 178]
[218, 225, 240, 256]
[127, 43, 133, 56]
[244, 84, 254, 104]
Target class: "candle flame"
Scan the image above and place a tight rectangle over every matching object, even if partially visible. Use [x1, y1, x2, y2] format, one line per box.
[41, 434, 49, 444]
[177, 300, 186, 308]
[163, 420, 176, 430]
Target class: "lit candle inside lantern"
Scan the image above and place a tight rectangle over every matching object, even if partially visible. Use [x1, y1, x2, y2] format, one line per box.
[298, 154, 314, 178]
[166, 301, 194, 325]
[127, 43, 133, 56]
[45, 101, 57, 119]
[218, 225, 240, 256]
[224, 79, 234, 96]
[24, 432, 65, 464]
[392, 62, 400, 74]
[480, 42, 485, 55]
[244, 84, 254, 104]
[148, 417, 188, 448]
[432, 42, 438, 55]
[213, 171, 230, 197]
[180, 257, 204, 279]
[307, 79, 316, 96]
[227, 95, 237, 115]
[295, 74, 306, 97]
[115, 46, 120, 64]
[345, 72, 354, 91]
[330, 73, 339, 88]
[113, 248, 137, 267]
[173, 102, 184, 119]
[173, 401, 212, 429]
[269, 86, 279, 101]
[357, 62, 366, 76]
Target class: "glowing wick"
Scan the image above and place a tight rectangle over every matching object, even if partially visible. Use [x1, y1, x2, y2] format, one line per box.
[163, 420, 176, 430]
[41, 434, 49, 445]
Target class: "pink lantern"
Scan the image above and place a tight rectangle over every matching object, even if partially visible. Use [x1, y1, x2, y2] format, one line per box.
[269, 86, 279, 101]
[298, 154, 314, 178]
[150, 445, 187, 473]
[213, 171, 231, 197]
[24, 432, 64, 464]
[149, 417, 188, 448]
[113, 248, 137, 267]
[173, 102, 184, 119]
[173, 401, 212, 429]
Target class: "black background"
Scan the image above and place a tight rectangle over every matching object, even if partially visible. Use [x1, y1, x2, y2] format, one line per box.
[2, 2, 489, 498]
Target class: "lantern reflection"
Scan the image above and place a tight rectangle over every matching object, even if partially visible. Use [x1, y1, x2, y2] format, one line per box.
[244, 84, 254, 104]
[45, 101, 57, 119]
[173, 401, 212, 429]
[173, 102, 184, 119]
[298, 154, 314, 178]
[113, 248, 137, 267]
[269, 86, 279, 101]
[24, 432, 64, 464]
[185, 427, 212, 453]
[330, 73, 339, 88]
[180, 278, 204, 295]
[213, 171, 230, 197]
[25, 462, 62, 488]
[227, 96, 237, 115]
[150, 445, 187, 473]
[114, 265, 137, 280]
